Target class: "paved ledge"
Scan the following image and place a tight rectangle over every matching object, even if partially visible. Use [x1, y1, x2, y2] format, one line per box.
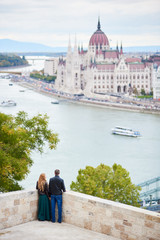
[0, 221, 119, 240]
[1, 190, 160, 239]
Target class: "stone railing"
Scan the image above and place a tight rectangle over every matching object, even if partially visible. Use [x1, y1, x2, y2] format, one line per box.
[0, 190, 160, 240]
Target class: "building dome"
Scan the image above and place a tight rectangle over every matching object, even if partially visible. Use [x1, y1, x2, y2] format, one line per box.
[89, 19, 109, 48]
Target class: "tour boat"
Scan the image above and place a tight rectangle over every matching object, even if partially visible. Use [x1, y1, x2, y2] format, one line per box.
[0, 100, 17, 107]
[51, 100, 59, 104]
[111, 126, 141, 137]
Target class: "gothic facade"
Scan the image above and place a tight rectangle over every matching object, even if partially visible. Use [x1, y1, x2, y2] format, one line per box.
[55, 19, 153, 96]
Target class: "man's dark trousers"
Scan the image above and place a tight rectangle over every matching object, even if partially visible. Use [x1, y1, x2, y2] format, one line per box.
[51, 195, 62, 223]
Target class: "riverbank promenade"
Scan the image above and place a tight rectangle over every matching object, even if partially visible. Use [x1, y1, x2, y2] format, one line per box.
[0, 221, 118, 240]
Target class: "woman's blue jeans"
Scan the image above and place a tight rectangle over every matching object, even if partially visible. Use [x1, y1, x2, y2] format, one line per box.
[51, 195, 62, 223]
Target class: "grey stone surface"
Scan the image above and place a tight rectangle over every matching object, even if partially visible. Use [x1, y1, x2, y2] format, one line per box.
[0, 220, 119, 240]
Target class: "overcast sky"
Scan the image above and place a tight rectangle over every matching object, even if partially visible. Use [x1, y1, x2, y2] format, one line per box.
[0, 0, 160, 48]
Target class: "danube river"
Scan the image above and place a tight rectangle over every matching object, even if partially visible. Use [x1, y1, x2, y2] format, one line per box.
[0, 60, 160, 190]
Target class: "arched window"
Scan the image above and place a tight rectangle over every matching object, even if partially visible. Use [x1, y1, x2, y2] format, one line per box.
[117, 86, 121, 92]
[98, 75, 101, 80]
[111, 75, 113, 80]
[123, 85, 127, 93]
[94, 76, 96, 80]
[103, 75, 105, 80]
[133, 75, 135, 79]
[137, 75, 139, 79]
[142, 75, 144, 79]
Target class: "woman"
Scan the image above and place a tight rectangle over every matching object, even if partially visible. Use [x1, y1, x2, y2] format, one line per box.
[36, 173, 50, 221]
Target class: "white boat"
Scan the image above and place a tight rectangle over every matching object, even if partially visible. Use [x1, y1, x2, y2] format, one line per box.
[111, 126, 141, 137]
[0, 100, 17, 107]
[51, 100, 59, 104]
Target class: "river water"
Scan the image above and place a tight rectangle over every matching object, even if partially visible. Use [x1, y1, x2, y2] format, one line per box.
[0, 59, 160, 190]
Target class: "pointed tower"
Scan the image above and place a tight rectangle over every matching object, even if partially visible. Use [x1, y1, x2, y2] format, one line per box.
[97, 16, 101, 30]
[116, 42, 119, 52]
[66, 35, 73, 89]
[67, 35, 72, 57]
[81, 43, 84, 54]
[120, 42, 123, 55]
[72, 34, 81, 91]
[73, 34, 78, 54]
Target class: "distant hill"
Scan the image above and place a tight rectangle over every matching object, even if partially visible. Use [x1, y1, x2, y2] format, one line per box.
[123, 46, 160, 53]
[0, 39, 67, 53]
[0, 39, 160, 53]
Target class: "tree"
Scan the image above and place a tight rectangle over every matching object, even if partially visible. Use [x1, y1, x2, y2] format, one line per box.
[141, 88, 146, 95]
[0, 111, 59, 192]
[150, 88, 153, 96]
[70, 164, 141, 207]
[133, 87, 138, 96]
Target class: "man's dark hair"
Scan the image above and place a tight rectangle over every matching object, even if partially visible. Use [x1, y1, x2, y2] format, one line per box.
[55, 169, 60, 176]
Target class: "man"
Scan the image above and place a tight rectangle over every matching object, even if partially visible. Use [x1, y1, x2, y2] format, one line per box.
[49, 169, 66, 223]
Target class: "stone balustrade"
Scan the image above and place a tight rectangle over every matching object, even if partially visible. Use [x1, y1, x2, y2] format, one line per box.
[0, 190, 160, 240]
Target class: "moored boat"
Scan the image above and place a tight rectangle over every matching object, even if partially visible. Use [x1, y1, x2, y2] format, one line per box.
[51, 100, 59, 104]
[111, 126, 141, 137]
[0, 100, 17, 107]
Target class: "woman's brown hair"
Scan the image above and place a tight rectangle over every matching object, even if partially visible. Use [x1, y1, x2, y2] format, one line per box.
[38, 173, 46, 192]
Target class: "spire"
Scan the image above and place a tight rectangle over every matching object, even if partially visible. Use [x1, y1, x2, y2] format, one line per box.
[74, 34, 78, 52]
[81, 42, 84, 54]
[120, 42, 123, 55]
[67, 34, 72, 53]
[116, 42, 119, 52]
[97, 16, 101, 30]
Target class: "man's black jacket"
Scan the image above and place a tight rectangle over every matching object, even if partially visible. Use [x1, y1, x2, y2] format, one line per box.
[49, 175, 66, 196]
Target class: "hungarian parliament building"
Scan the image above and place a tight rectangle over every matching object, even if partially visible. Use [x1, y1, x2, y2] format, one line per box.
[55, 19, 155, 96]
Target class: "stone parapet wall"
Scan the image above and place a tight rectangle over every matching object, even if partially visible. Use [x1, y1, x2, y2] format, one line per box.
[0, 190, 160, 240]
[0, 190, 38, 229]
[63, 191, 160, 240]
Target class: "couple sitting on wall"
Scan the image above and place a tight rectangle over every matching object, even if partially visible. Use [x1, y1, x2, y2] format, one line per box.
[36, 169, 66, 223]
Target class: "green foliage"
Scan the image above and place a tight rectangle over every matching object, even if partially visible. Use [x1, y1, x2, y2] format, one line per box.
[30, 72, 56, 82]
[70, 163, 141, 207]
[141, 88, 146, 96]
[0, 54, 28, 67]
[137, 95, 153, 99]
[0, 111, 59, 192]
